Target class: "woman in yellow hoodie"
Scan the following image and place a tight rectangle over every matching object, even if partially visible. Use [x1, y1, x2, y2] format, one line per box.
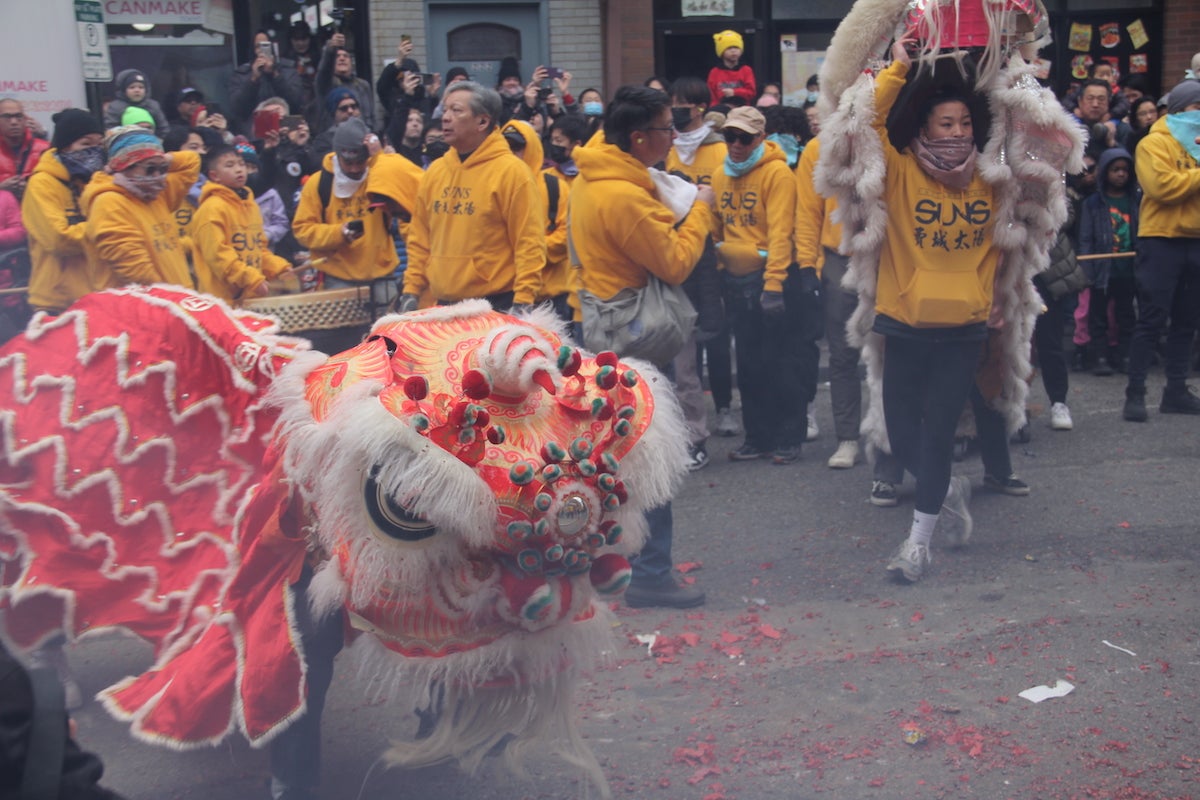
[81, 127, 200, 291]
[21, 109, 105, 313]
[872, 40, 998, 584]
[191, 143, 293, 304]
[569, 84, 715, 611]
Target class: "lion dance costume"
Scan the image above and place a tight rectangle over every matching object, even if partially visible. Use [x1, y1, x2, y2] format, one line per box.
[0, 285, 687, 796]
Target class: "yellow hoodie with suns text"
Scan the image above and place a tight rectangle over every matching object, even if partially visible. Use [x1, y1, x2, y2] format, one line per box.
[292, 152, 398, 282]
[21, 149, 92, 311]
[191, 181, 291, 304]
[570, 134, 713, 301]
[403, 128, 545, 305]
[81, 149, 200, 291]
[710, 139, 796, 293]
[872, 60, 998, 329]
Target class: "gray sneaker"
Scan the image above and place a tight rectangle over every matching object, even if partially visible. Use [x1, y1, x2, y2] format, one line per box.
[714, 407, 740, 437]
[886, 539, 931, 583]
[870, 480, 899, 507]
[936, 476, 973, 548]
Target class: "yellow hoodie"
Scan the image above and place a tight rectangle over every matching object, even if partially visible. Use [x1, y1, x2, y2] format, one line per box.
[403, 128, 545, 305]
[21, 149, 91, 311]
[191, 181, 291, 304]
[503, 120, 573, 303]
[570, 136, 713, 301]
[1135, 115, 1200, 238]
[292, 152, 398, 283]
[710, 140, 796, 293]
[665, 132, 727, 187]
[81, 149, 200, 290]
[793, 138, 843, 276]
[872, 61, 998, 329]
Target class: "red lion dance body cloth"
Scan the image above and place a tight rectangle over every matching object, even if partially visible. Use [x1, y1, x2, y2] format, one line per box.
[0, 287, 687, 796]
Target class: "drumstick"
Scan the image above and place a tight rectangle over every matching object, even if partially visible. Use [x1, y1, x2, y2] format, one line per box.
[1075, 252, 1136, 261]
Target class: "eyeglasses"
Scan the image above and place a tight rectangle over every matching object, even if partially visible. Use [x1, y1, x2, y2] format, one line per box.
[0, 113, 24, 121]
[642, 126, 675, 134]
[723, 130, 756, 145]
[137, 164, 169, 177]
[337, 102, 360, 112]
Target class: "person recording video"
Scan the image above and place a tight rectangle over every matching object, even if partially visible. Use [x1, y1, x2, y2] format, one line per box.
[229, 30, 304, 137]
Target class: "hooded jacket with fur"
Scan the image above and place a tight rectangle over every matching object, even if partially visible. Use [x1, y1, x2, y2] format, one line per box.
[402, 128, 545, 305]
[21, 149, 92, 311]
[80, 150, 200, 290]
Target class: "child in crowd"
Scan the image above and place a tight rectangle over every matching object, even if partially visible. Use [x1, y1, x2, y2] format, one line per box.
[103, 70, 169, 132]
[191, 144, 293, 304]
[1079, 147, 1139, 376]
[234, 141, 289, 251]
[707, 30, 756, 108]
[121, 107, 156, 131]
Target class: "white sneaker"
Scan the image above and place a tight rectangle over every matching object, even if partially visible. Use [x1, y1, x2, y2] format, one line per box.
[1050, 402, 1073, 431]
[714, 407, 740, 437]
[886, 538, 931, 582]
[827, 439, 859, 469]
[935, 476, 973, 548]
[806, 411, 819, 442]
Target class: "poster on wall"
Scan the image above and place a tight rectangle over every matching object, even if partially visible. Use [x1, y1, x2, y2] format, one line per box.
[1068, 23, 1092, 52]
[682, 0, 734, 17]
[1070, 54, 1093, 80]
[1127, 19, 1149, 50]
[1098, 23, 1121, 49]
[1129, 53, 1148, 73]
[781, 47, 824, 107]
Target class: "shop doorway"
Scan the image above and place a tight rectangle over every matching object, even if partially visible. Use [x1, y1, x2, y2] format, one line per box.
[655, 23, 763, 92]
[426, 3, 546, 89]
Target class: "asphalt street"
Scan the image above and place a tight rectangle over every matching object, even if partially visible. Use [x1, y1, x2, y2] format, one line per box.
[64, 360, 1200, 800]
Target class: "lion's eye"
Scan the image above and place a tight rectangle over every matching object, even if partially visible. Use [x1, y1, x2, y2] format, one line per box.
[364, 472, 437, 542]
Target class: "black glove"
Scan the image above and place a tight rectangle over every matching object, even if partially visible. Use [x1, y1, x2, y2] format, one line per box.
[392, 293, 419, 314]
[796, 266, 821, 298]
[759, 290, 785, 316]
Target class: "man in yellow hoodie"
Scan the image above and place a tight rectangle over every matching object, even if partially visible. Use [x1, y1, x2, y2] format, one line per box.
[1121, 79, 1200, 420]
[191, 143, 293, 305]
[710, 106, 803, 465]
[570, 84, 716, 610]
[501, 119, 572, 323]
[21, 109, 105, 313]
[395, 82, 545, 313]
[82, 126, 200, 290]
[293, 117, 399, 307]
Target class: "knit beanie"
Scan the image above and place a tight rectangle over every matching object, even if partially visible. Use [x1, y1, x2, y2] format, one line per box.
[326, 86, 356, 114]
[714, 30, 744, 59]
[332, 117, 369, 160]
[50, 108, 104, 151]
[446, 66, 470, 83]
[105, 126, 164, 172]
[498, 57, 521, 83]
[234, 140, 259, 167]
[121, 106, 156, 129]
[1166, 79, 1200, 114]
[118, 70, 148, 93]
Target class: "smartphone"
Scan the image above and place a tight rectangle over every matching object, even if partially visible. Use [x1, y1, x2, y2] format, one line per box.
[252, 108, 280, 139]
[346, 219, 364, 234]
[546, 67, 563, 80]
[256, 41, 274, 58]
[280, 115, 304, 131]
[420, 73, 435, 86]
[400, 34, 412, 44]
[205, 102, 222, 117]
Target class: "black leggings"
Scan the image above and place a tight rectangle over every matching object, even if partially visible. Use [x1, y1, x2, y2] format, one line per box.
[882, 335, 984, 515]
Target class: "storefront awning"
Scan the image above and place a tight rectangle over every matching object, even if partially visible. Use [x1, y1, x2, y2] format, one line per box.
[101, 0, 232, 35]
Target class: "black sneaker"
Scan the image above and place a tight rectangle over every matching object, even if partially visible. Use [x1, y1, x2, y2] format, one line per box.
[771, 445, 800, 464]
[1160, 385, 1200, 415]
[729, 443, 769, 461]
[623, 574, 706, 609]
[983, 473, 1031, 496]
[869, 480, 898, 507]
[685, 443, 710, 472]
[1123, 387, 1148, 422]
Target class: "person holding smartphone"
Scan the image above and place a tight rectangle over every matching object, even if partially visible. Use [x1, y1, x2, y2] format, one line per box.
[229, 30, 304, 138]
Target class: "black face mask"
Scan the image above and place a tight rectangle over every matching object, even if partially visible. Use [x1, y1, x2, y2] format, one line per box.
[671, 107, 695, 130]
[425, 140, 450, 162]
[547, 144, 570, 164]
